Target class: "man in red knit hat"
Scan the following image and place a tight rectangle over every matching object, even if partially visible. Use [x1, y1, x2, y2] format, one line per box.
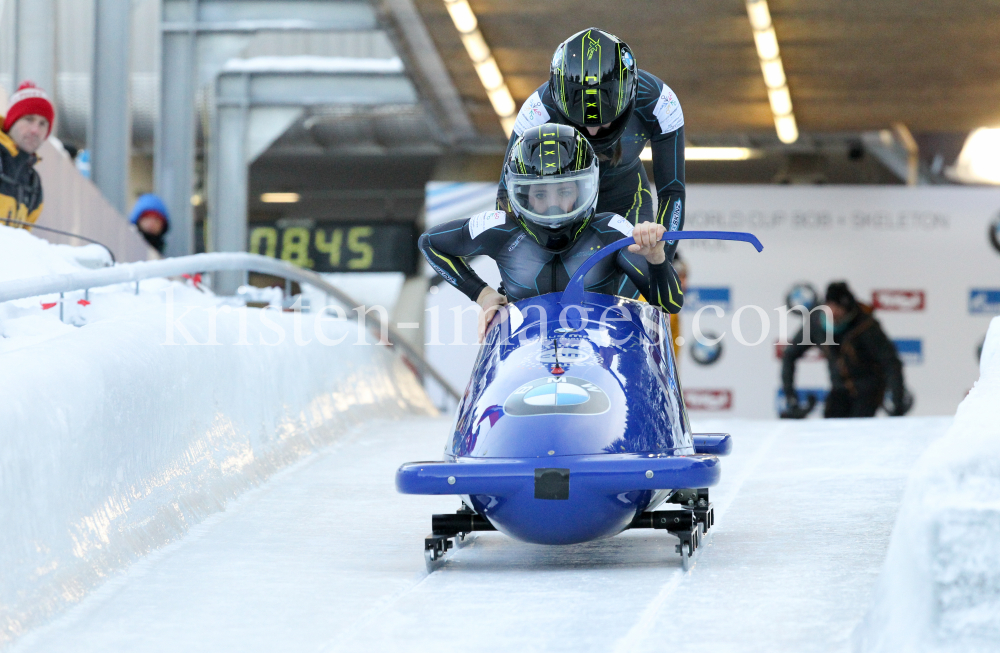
[1, 81, 55, 229]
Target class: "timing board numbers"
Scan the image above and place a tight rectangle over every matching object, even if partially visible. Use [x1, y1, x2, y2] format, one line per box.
[247, 223, 416, 274]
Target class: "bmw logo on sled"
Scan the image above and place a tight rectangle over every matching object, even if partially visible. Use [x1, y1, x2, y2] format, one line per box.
[397, 231, 763, 570]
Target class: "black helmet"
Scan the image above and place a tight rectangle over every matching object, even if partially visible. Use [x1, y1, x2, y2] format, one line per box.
[825, 281, 858, 310]
[549, 28, 639, 153]
[504, 123, 599, 251]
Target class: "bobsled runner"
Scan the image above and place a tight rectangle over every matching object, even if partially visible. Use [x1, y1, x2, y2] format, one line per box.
[397, 231, 763, 571]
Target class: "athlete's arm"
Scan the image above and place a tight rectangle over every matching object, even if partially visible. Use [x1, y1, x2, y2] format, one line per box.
[616, 222, 684, 314]
[651, 125, 685, 233]
[639, 72, 686, 257]
[418, 219, 491, 302]
[419, 215, 515, 342]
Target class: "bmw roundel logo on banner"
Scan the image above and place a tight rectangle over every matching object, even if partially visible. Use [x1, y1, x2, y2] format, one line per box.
[786, 283, 819, 310]
[504, 377, 611, 416]
[690, 334, 723, 366]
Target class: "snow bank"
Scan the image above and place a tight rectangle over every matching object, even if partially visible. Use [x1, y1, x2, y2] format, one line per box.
[0, 228, 436, 646]
[854, 317, 1000, 653]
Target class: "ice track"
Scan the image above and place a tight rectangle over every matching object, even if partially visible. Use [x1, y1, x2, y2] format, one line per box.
[14, 416, 950, 653]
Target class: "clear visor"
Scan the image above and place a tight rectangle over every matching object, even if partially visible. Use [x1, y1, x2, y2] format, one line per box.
[506, 163, 599, 228]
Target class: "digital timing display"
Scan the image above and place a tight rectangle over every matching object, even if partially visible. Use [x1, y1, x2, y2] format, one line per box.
[248, 222, 417, 274]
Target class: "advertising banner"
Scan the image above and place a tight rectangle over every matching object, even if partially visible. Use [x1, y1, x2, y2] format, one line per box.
[424, 183, 1000, 418]
[678, 186, 1000, 418]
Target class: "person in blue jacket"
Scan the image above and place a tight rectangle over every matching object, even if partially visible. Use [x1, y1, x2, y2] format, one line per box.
[129, 193, 169, 253]
[497, 28, 686, 300]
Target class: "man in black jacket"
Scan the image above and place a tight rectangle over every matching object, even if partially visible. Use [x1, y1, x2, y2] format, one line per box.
[781, 282, 912, 418]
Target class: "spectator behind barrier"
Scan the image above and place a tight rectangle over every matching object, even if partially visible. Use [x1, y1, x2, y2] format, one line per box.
[781, 281, 913, 419]
[129, 193, 170, 253]
[1, 81, 53, 230]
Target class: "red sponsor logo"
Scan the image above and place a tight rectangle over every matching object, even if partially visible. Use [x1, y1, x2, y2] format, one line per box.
[774, 342, 824, 360]
[872, 290, 925, 312]
[685, 389, 733, 411]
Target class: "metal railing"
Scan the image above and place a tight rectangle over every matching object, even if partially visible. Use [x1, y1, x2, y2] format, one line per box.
[0, 252, 461, 401]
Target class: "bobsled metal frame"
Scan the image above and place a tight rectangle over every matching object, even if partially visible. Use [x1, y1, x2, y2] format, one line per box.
[0, 252, 461, 401]
[424, 487, 715, 571]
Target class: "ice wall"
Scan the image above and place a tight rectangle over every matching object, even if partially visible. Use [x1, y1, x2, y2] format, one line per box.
[0, 227, 436, 646]
[855, 316, 1000, 652]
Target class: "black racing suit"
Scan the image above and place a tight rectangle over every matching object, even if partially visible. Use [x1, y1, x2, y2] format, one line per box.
[781, 307, 906, 418]
[419, 211, 683, 314]
[497, 69, 686, 273]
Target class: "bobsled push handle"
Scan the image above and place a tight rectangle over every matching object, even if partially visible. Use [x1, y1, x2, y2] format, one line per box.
[561, 230, 763, 308]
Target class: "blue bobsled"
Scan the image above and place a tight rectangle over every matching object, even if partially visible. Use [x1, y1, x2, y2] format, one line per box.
[398, 231, 762, 568]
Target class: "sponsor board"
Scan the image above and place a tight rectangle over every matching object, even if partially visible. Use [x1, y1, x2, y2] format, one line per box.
[683, 287, 731, 312]
[893, 338, 923, 365]
[684, 389, 733, 411]
[969, 289, 1000, 314]
[872, 290, 926, 311]
[504, 377, 610, 416]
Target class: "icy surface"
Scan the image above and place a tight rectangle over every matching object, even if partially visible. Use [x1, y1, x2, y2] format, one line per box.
[12, 416, 949, 653]
[855, 317, 1000, 653]
[0, 229, 435, 646]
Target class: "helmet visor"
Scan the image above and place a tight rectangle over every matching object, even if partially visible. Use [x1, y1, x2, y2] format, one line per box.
[506, 163, 599, 229]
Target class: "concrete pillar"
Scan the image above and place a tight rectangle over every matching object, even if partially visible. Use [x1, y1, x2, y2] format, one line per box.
[90, 0, 132, 214]
[156, 2, 197, 257]
[210, 76, 250, 295]
[13, 0, 56, 94]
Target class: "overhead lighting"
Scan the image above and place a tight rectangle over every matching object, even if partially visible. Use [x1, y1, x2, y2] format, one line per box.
[760, 59, 786, 89]
[774, 116, 798, 145]
[443, 0, 516, 136]
[948, 128, 1000, 184]
[641, 147, 763, 161]
[260, 192, 300, 203]
[444, 0, 477, 33]
[745, 0, 798, 144]
[767, 87, 792, 116]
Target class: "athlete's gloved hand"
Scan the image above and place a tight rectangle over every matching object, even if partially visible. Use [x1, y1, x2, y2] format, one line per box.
[476, 286, 508, 343]
[780, 392, 816, 419]
[629, 222, 667, 265]
[886, 389, 914, 416]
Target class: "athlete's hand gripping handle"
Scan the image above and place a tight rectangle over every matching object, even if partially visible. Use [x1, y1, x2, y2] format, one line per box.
[560, 230, 764, 308]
